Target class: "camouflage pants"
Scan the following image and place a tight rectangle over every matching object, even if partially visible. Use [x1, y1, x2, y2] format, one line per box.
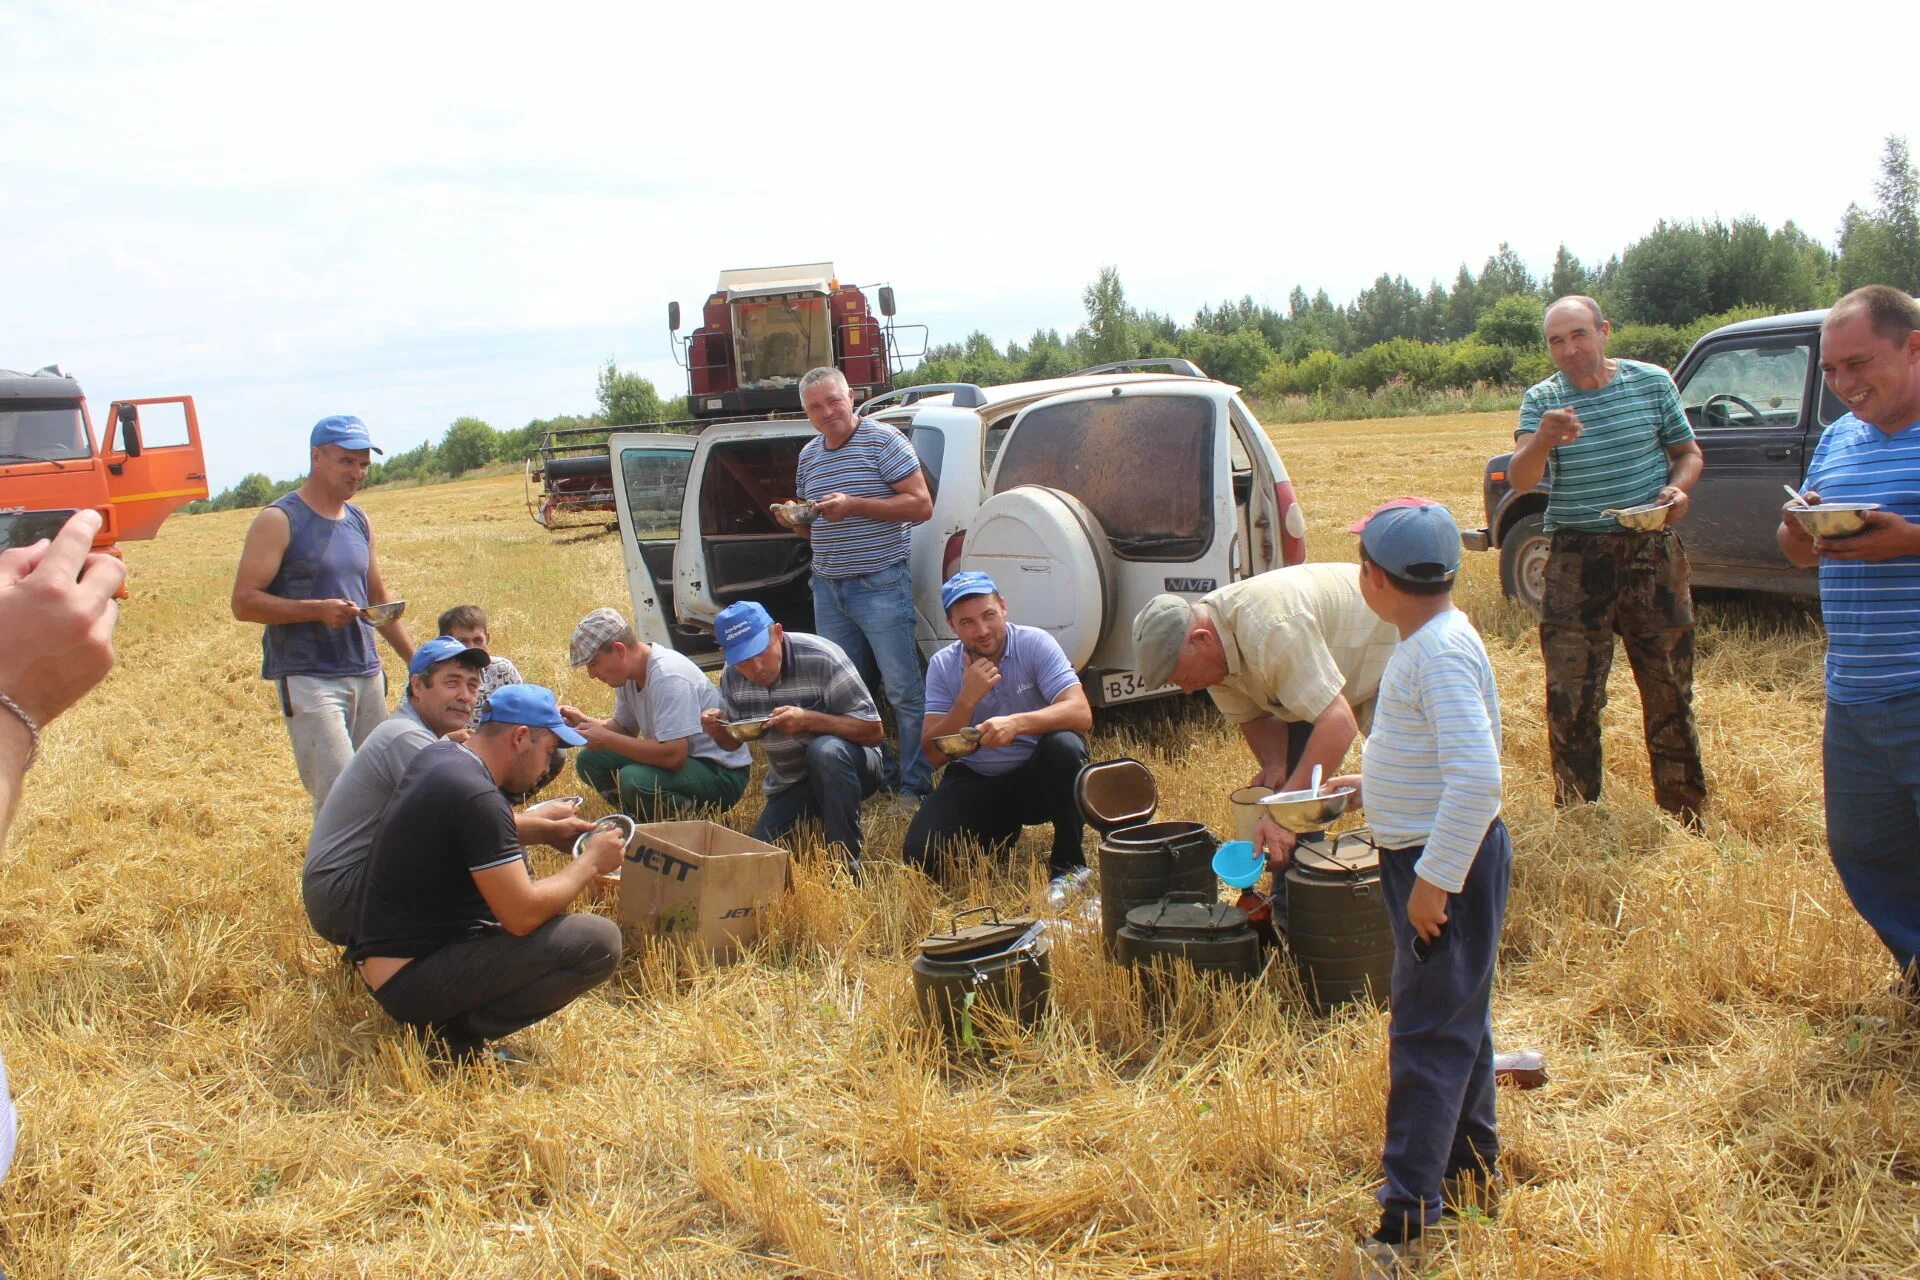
[1538, 529, 1706, 822]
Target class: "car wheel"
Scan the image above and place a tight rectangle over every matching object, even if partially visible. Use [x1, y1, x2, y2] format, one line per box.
[1498, 511, 1549, 616]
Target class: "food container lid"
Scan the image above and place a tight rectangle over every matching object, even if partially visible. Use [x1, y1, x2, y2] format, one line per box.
[1123, 895, 1248, 938]
[1292, 829, 1380, 875]
[917, 907, 1040, 960]
[1074, 757, 1158, 833]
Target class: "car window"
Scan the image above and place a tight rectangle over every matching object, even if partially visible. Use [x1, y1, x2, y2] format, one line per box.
[1679, 339, 1811, 430]
[993, 392, 1214, 561]
[909, 425, 943, 501]
[983, 411, 1019, 475]
[0, 402, 91, 462]
[698, 436, 807, 536]
[618, 446, 693, 540]
[1817, 375, 1848, 427]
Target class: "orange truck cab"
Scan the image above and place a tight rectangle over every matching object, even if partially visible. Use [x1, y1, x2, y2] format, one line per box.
[0, 366, 209, 556]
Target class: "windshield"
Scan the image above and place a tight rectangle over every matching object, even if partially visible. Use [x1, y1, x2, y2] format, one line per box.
[0, 402, 91, 463]
[732, 297, 833, 390]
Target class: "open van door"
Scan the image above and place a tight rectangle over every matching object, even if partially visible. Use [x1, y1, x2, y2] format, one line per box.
[101, 397, 209, 542]
[672, 422, 818, 642]
[608, 432, 718, 666]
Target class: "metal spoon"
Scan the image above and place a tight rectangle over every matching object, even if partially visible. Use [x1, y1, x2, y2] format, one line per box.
[1782, 483, 1812, 507]
[1309, 763, 1323, 798]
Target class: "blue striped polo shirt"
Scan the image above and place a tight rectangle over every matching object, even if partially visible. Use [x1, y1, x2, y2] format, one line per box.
[1517, 360, 1694, 533]
[795, 419, 921, 578]
[1804, 412, 1920, 704]
[1360, 608, 1504, 894]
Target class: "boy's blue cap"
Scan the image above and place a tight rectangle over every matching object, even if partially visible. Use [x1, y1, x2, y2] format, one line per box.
[1350, 498, 1461, 582]
[310, 414, 383, 455]
[476, 684, 586, 746]
[940, 570, 998, 613]
[715, 601, 776, 667]
[408, 635, 490, 678]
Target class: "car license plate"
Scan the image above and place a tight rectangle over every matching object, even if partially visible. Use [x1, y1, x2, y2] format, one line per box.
[1096, 671, 1177, 705]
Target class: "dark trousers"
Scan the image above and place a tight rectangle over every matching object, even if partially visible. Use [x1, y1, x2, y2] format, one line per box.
[751, 736, 883, 867]
[1539, 529, 1706, 822]
[1373, 818, 1512, 1244]
[370, 914, 621, 1052]
[1825, 693, 1920, 986]
[902, 731, 1091, 879]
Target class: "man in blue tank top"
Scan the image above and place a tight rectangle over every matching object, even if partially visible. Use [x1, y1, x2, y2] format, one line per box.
[231, 415, 415, 810]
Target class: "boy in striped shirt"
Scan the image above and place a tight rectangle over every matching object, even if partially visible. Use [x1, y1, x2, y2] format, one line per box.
[1323, 499, 1510, 1278]
[1777, 286, 1920, 1000]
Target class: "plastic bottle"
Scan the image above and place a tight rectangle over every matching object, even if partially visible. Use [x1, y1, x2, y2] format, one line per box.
[1045, 867, 1096, 912]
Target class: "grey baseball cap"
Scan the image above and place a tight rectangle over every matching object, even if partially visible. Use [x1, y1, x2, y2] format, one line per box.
[568, 607, 631, 666]
[1130, 594, 1196, 688]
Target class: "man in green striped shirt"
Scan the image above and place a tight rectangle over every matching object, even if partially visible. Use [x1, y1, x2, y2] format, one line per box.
[1509, 296, 1707, 826]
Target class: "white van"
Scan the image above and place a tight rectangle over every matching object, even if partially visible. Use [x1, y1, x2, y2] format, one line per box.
[609, 363, 1308, 706]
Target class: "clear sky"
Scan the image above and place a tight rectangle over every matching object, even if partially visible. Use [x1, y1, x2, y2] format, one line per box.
[5, 0, 1912, 490]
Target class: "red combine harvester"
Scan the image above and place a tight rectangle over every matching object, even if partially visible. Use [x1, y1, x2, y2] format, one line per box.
[526, 263, 920, 529]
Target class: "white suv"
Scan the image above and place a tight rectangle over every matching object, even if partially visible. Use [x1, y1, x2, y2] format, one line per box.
[607, 361, 1308, 706]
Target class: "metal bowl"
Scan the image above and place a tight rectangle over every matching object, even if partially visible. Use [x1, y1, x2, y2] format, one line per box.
[362, 600, 407, 625]
[932, 727, 983, 758]
[1603, 502, 1676, 532]
[571, 813, 635, 881]
[1787, 502, 1880, 538]
[724, 717, 774, 741]
[1258, 786, 1354, 833]
[770, 500, 818, 526]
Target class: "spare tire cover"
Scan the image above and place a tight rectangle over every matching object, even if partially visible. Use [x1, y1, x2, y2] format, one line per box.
[963, 485, 1112, 668]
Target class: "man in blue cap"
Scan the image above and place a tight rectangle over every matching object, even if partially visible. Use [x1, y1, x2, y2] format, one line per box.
[350, 683, 625, 1067]
[903, 572, 1093, 881]
[231, 414, 415, 811]
[302, 638, 594, 947]
[700, 601, 884, 870]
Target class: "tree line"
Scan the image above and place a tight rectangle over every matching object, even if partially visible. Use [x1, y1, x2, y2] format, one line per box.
[188, 136, 1918, 514]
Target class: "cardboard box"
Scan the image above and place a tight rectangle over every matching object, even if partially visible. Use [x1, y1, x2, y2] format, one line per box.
[617, 821, 789, 959]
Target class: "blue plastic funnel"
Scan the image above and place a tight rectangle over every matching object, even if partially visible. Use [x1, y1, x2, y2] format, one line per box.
[1212, 839, 1263, 889]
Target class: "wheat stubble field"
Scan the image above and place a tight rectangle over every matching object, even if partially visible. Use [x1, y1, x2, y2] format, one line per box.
[2, 411, 1916, 1279]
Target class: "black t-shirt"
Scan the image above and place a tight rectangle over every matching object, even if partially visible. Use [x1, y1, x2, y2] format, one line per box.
[348, 739, 524, 961]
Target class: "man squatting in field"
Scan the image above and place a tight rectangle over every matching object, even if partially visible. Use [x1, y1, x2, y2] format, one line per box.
[301, 636, 592, 948]
[1508, 298, 1707, 827]
[349, 684, 623, 1065]
[1777, 285, 1920, 1001]
[903, 571, 1094, 881]
[0, 510, 127, 1184]
[1129, 563, 1401, 912]
[1326, 500, 1510, 1279]
[230, 415, 414, 812]
[702, 600, 886, 873]
[560, 607, 751, 822]
[778, 365, 935, 808]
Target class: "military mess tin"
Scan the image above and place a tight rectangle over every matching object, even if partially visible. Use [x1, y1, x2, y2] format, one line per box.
[1074, 757, 1218, 952]
[912, 907, 1052, 1048]
[1113, 892, 1264, 991]
[1285, 830, 1395, 1011]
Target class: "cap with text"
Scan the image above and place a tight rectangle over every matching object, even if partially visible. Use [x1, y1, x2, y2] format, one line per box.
[715, 600, 777, 667]
[940, 570, 999, 613]
[309, 414, 382, 455]
[476, 684, 587, 747]
[407, 635, 490, 678]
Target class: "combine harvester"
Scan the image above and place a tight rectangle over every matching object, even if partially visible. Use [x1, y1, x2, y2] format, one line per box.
[525, 263, 920, 529]
[1, 365, 208, 567]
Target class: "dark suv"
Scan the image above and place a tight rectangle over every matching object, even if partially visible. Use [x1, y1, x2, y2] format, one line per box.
[1463, 309, 1843, 612]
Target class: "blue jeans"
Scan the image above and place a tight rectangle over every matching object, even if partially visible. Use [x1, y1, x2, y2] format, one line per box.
[1374, 818, 1512, 1244]
[751, 735, 884, 869]
[1825, 693, 1920, 985]
[811, 562, 930, 797]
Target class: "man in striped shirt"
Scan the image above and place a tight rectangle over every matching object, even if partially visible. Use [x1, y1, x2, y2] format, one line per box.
[1777, 285, 1920, 999]
[777, 367, 934, 807]
[1511, 296, 1706, 827]
[1323, 499, 1509, 1277]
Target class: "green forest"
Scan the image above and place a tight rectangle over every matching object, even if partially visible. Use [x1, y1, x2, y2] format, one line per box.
[189, 136, 1920, 515]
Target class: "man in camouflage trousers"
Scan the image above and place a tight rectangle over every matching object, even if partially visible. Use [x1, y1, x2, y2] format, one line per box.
[1510, 297, 1707, 826]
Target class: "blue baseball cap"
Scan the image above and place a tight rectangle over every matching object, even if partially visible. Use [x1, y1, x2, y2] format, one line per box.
[476, 683, 586, 746]
[940, 570, 999, 613]
[715, 600, 776, 666]
[310, 414, 383, 455]
[1349, 498, 1461, 582]
[407, 635, 490, 678]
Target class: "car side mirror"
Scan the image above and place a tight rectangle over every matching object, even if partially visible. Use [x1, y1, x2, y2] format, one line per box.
[878, 286, 896, 318]
[117, 403, 142, 458]
[668, 301, 682, 333]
